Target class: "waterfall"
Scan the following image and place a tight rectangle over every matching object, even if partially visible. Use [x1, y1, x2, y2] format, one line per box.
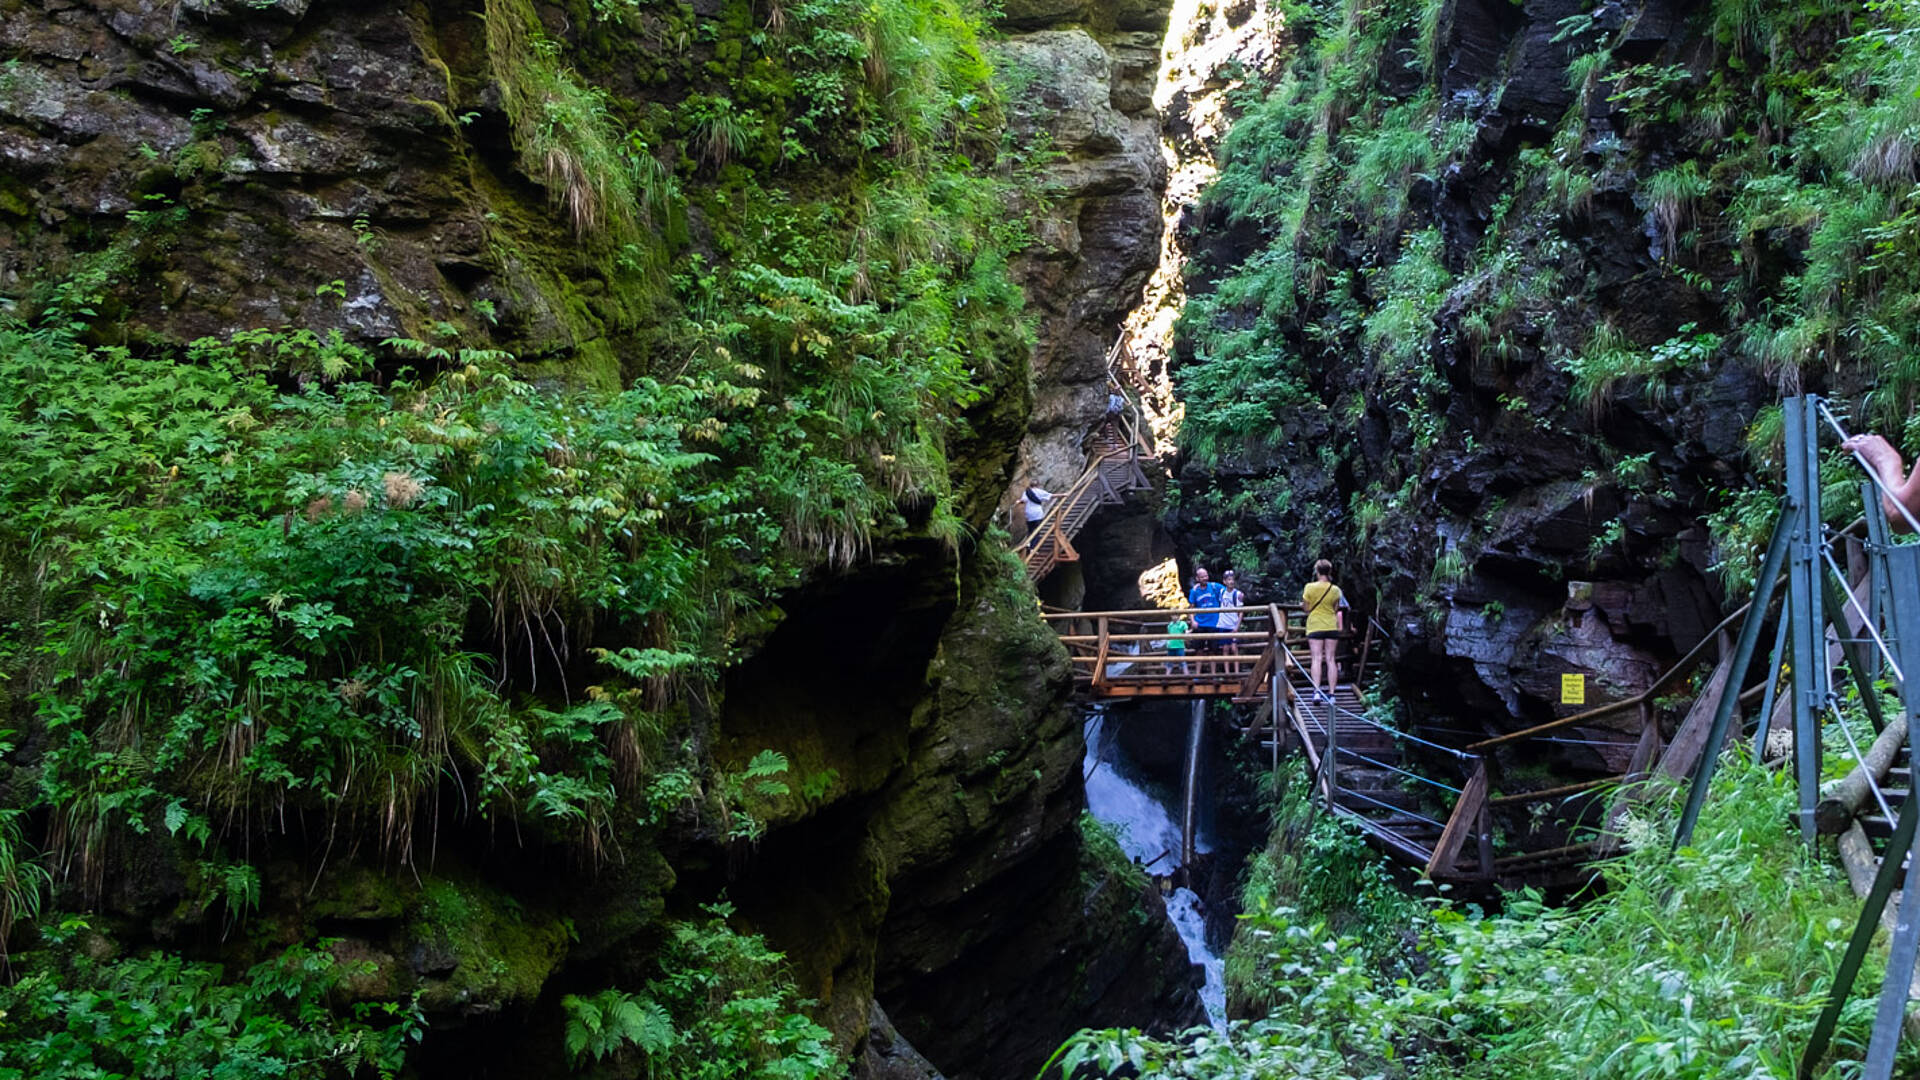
[1083, 709, 1226, 1028]
[1084, 710, 1184, 868]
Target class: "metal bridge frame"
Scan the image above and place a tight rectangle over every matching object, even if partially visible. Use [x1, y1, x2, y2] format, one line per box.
[1791, 394, 1920, 1079]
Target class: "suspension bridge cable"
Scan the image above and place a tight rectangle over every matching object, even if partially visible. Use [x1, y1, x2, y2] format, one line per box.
[1328, 746, 1465, 793]
[1276, 646, 1475, 759]
[1332, 787, 1449, 829]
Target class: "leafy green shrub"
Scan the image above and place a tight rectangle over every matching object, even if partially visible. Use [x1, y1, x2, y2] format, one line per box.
[561, 904, 838, 1080]
[0, 806, 47, 968]
[0, 313, 772, 869]
[1078, 810, 1149, 894]
[1559, 322, 1720, 417]
[563, 989, 675, 1064]
[0, 922, 423, 1080]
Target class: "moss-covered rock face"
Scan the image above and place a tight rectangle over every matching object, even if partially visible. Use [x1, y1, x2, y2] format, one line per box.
[866, 547, 1203, 1079]
[995, 10, 1173, 507]
[405, 875, 571, 1016]
[706, 543, 1200, 1078]
[1, 0, 1196, 1071]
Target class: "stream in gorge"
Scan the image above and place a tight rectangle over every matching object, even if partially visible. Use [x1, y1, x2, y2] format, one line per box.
[1083, 705, 1228, 1029]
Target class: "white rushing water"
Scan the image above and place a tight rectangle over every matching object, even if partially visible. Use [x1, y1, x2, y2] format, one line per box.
[1082, 710, 1227, 1029]
[1164, 887, 1226, 1026]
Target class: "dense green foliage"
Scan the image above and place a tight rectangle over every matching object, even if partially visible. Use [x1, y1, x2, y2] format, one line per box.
[1173, 0, 1920, 594]
[0, 0, 1039, 1071]
[0, 922, 422, 1080]
[1051, 758, 1913, 1079]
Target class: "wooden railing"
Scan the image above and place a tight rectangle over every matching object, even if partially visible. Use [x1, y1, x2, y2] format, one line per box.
[1041, 604, 1300, 698]
[1044, 597, 1754, 884]
[1263, 601, 1759, 884]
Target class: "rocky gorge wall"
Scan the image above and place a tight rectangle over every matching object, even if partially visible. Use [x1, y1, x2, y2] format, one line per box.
[0, 0, 1205, 1075]
[1153, 0, 1919, 742]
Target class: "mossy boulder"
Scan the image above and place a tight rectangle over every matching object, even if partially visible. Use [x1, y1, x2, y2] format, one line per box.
[404, 875, 569, 1018]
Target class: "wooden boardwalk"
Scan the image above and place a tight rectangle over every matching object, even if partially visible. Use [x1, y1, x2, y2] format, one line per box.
[1042, 604, 1298, 701]
[1043, 603, 1747, 888]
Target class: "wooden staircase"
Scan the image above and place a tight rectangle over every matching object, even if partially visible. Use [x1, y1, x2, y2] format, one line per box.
[1292, 682, 1454, 866]
[1018, 417, 1152, 581]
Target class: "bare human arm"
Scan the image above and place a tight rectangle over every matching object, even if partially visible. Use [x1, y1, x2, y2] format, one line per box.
[1841, 434, 1920, 533]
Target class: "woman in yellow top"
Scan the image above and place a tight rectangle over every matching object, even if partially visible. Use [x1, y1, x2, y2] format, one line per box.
[1302, 559, 1347, 698]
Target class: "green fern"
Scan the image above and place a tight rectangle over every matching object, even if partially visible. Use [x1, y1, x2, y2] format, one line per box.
[0, 807, 49, 967]
[561, 989, 675, 1064]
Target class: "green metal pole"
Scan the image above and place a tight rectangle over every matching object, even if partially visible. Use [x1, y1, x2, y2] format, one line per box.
[1782, 396, 1825, 843]
[1676, 499, 1794, 847]
[1799, 773, 1920, 1077]
[1823, 564, 1888, 734]
[1800, 523, 1920, 1079]
[1863, 548, 1920, 1077]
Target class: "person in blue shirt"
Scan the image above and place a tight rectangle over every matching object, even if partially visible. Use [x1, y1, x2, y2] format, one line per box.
[1188, 566, 1224, 656]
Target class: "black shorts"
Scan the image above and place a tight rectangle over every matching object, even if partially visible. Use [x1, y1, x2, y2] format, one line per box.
[1306, 630, 1340, 640]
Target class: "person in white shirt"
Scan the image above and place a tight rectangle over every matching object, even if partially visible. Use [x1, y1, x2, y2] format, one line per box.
[1016, 485, 1053, 544]
[1217, 569, 1245, 653]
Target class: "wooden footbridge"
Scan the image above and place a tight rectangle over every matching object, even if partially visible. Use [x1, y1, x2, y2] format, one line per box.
[1042, 396, 1920, 1077]
[1044, 602, 1726, 885]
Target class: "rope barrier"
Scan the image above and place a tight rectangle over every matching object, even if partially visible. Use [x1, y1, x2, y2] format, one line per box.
[1332, 787, 1450, 829]
[1277, 644, 1477, 760]
[1417, 724, 1637, 750]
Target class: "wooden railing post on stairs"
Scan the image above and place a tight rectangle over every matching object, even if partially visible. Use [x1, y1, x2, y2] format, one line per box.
[1091, 617, 1111, 691]
[1425, 758, 1490, 879]
[1355, 618, 1376, 687]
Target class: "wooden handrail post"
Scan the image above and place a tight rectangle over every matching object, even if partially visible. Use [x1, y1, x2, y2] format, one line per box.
[1091, 617, 1111, 690]
[1270, 671, 1281, 776]
[1425, 758, 1489, 878]
[1475, 779, 1495, 878]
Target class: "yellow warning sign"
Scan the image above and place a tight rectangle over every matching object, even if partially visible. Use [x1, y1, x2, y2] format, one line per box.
[1561, 673, 1586, 705]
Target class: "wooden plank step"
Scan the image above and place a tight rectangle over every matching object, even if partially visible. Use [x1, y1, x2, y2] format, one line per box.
[1303, 727, 1398, 741]
[1359, 815, 1445, 835]
[1336, 789, 1423, 811]
[1320, 734, 1397, 753]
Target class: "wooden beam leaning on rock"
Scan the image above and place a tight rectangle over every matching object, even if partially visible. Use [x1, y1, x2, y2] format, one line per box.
[1817, 716, 1908, 835]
